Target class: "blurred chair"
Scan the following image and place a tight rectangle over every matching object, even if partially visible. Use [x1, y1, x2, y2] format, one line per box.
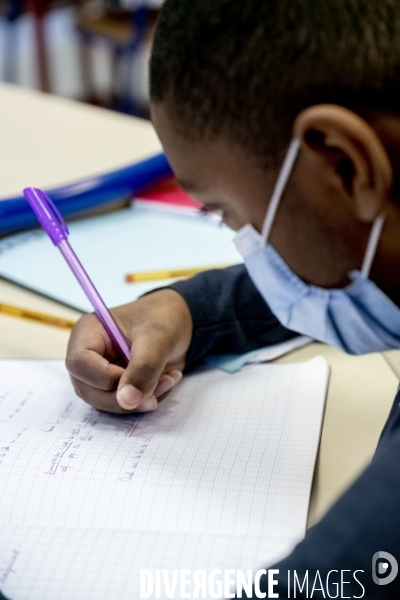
[0, 0, 79, 92]
[76, 0, 159, 115]
[30, 0, 52, 91]
[0, 0, 24, 83]
[30, 0, 81, 92]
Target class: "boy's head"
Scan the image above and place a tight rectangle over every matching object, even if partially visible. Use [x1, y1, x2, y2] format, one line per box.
[150, 0, 400, 304]
[150, 0, 400, 162]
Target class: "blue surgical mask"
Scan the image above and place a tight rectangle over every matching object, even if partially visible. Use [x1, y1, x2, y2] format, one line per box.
[233, 138, 400, 354]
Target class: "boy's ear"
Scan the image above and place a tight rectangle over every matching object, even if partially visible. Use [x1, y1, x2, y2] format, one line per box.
[293, 104, 393, 222]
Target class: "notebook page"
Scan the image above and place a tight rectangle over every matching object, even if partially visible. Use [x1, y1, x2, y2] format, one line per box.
[0, 525, 294, 600]
[0, 359, 328, 539]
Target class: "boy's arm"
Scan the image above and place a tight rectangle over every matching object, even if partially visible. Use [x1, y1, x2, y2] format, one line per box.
[166, 264, 298, 370]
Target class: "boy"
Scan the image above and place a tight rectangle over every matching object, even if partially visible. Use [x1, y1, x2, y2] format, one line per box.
[66, 0, 400, 596]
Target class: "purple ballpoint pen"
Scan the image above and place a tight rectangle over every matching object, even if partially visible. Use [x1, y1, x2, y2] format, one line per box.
[23, 187, 131, 364]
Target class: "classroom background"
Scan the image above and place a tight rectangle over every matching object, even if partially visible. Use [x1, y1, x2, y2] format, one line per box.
[0, 0, 163, 116]
[2, 3, 400, 596]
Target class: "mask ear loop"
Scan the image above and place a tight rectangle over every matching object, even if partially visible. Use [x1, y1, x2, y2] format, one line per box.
[360, 212, 386, 277]
[261, 137, 301, 243]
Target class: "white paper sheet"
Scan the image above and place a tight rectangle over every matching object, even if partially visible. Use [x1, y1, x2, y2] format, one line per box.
[0, 358, 329, 599]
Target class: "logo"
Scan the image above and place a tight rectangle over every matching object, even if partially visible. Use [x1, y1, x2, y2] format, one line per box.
[372, 552, 398, 586]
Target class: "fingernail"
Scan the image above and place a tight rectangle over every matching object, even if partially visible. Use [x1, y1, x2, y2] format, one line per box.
[170, 370, 183, 384]
[154, 376, 174, 397]
[136, 396, 158, 412]
[154, 371, 183, 397]
[117, 385, 142, 409]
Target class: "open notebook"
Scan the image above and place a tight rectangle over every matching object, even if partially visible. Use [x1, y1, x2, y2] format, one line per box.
[0, 358, 329, 599]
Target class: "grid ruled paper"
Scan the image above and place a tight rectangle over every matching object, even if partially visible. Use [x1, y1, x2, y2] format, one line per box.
[0, 358, 329, 599]
[0, 526, 293, 600]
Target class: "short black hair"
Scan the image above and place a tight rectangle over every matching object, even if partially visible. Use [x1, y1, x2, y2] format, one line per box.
[150, 0, 400, 163]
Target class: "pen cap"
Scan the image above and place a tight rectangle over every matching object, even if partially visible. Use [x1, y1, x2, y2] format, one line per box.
[23, 188, 69, 246]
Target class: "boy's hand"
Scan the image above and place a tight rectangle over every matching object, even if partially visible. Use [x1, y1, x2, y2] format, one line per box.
[66, 289, 193, 413]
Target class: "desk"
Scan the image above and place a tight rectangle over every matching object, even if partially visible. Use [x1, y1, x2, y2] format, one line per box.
[0, 82, 161, 197]
[0, 82, 398, 529]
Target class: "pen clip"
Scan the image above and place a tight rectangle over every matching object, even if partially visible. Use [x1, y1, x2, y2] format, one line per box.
[23, 187, 69, 246]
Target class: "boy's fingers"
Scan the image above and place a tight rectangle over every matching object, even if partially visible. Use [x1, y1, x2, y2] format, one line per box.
[117, 370, 182, 412]
[116, 384, 145, 410]
[70, 376, 159, 414]
[66, 348, 123, 391]
[116, 335, 179, 409]
[70, 375, 133, 413]
[116, 371, 182, 411]
[66, 290, 192, 413]
[135, 395, 158, 412]
[68, 316, 184, 411]
[66, 313, 123, 391]
[154, 371, 183, 397]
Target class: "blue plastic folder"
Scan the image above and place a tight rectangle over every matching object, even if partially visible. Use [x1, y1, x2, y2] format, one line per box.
[0, 153, 172, 234]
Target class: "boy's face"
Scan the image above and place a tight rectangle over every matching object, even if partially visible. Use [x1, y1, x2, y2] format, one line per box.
[151, 101, 373, 290]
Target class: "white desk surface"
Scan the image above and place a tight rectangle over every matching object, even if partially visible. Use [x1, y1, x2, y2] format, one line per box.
[0, 83, 398, 528]
[0, 82, 162, 197]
